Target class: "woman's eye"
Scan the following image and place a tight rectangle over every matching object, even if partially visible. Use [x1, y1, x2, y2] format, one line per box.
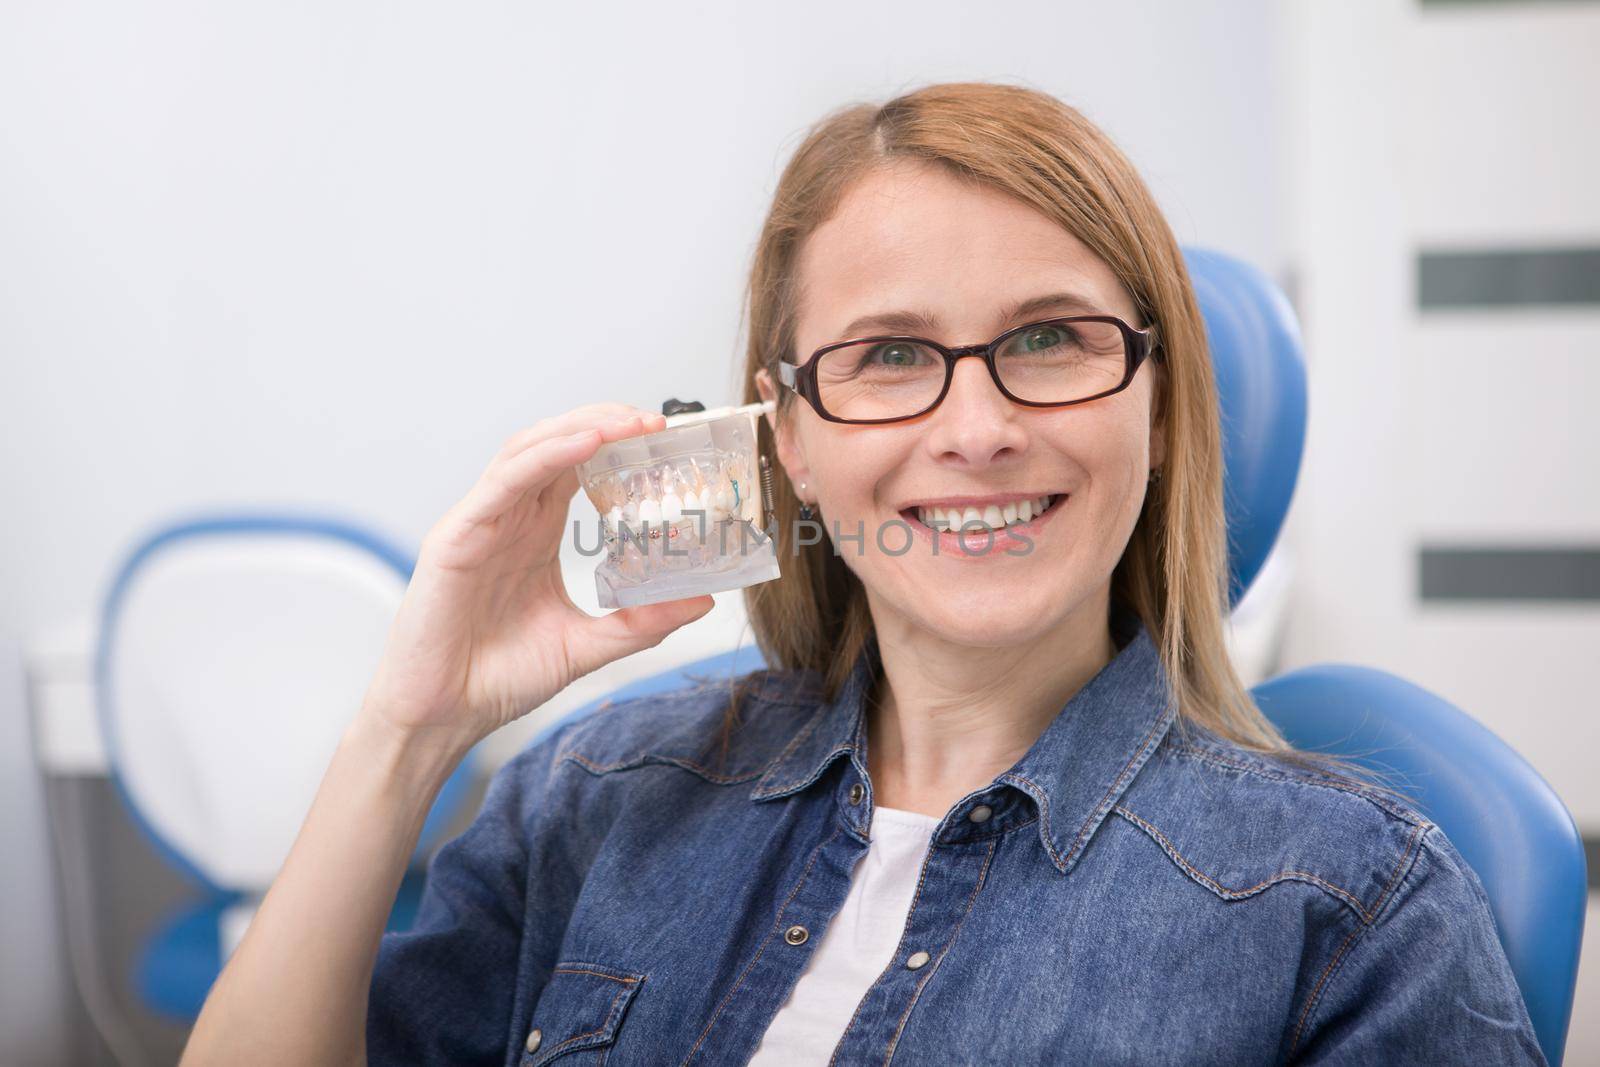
[1022, 326, 1071, 351]
[870, 343, 922, 366]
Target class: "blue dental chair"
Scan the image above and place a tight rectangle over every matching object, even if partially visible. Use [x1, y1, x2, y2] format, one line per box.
[96, 513, 478, 1020]
[521, 247, 1587, 1065]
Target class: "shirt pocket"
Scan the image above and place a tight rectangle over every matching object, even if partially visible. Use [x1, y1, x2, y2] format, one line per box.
[521, 961, 647, 1067]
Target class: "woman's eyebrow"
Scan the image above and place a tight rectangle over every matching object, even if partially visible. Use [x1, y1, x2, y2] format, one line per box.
[836, 291, 1103, 339]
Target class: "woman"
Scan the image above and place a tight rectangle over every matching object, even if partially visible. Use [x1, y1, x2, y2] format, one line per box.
[182, 83, 1546, 1066]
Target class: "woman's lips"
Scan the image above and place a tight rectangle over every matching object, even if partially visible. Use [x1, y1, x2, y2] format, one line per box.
[896, 494, 1067, 559]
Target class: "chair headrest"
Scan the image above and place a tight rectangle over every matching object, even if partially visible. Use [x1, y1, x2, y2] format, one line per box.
[1182, 247, 1307, 608]
[96, 512, 473, 891]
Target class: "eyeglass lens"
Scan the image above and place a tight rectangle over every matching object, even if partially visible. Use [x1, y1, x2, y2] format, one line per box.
[812, 319, 1129, 422]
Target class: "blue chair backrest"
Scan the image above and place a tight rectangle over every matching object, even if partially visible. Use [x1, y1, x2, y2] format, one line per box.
[536, 245, 1586, 1066]
[97, 511, 478, 895]
[1183, 247, 1582, 1065]
[1254, 667, 1585, 1065]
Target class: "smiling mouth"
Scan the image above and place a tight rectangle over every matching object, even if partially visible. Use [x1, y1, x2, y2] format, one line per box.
[898, 493, 1066, 535]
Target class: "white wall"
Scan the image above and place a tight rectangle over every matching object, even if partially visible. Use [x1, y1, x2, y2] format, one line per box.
[1, 0, 1292, 759]
[0, 1, 1292, 634]
[1283, 0, 1600, 824]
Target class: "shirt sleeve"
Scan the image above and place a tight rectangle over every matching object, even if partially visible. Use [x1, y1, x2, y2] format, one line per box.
[1287, 824, 1549, 1066]
[365, 719, 580, 1067]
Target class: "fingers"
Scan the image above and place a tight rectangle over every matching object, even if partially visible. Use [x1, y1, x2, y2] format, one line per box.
[566, 595, 717, 679]
[453, 427, 606, 531]
[454, 408, 669, 532]
[495, 404, 666, 462]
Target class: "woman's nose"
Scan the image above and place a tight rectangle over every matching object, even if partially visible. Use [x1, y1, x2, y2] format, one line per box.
[921, 354, 1029, 463]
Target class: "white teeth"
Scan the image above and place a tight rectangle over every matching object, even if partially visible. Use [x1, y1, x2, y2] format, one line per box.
[914, 495, 1057, 531]
[617, 487, 729, 529]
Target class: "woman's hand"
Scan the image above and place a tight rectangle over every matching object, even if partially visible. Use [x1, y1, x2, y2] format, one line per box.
[182, 403, 710, 1067]
[358, 402, 714, 753]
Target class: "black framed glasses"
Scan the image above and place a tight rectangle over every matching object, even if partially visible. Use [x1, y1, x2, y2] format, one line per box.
[777, 314, 1161, 425]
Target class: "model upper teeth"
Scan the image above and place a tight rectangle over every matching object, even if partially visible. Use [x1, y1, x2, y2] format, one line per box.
[915, 495, 1056, 531]
[594, 456, 754, 532]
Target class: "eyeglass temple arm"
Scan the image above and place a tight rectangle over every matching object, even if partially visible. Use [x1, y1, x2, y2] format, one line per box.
[1142, 322, 1161, 360]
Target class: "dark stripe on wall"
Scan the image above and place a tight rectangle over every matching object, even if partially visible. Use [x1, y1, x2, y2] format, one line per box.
[1586, 835, 1599, 892]
[1422, 0, 1600, 8]
[1419, 546, 1600, 601]
[1418, 247, 1600, 308]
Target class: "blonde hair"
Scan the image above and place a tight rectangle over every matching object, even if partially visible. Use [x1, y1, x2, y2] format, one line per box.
[714, 81, 1409, 801]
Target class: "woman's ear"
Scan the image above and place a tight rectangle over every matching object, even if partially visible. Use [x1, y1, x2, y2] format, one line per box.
[1147, 365, 1167, 473]
[754, 368, 814, 499]
[754, 367, 778, 428]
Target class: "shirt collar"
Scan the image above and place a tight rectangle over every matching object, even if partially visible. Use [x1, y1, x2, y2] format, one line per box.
[749, 600, 1177, 877]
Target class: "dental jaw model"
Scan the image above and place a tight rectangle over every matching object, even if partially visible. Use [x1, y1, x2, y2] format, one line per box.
[578, 400, 781, 608]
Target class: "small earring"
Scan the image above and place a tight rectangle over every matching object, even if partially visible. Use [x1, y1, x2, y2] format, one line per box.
[1148, 467, 1164, 484]
[797, 481, 815, 522]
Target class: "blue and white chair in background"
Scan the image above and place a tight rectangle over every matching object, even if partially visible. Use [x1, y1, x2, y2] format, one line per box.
[96, 514, 477, 1020]
[519, 247, 1587, 1066]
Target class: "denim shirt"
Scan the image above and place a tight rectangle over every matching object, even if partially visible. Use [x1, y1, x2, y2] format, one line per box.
[367, 606, 1547, 1066]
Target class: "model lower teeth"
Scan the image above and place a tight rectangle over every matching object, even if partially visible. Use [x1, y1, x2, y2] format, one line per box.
[915, 495, 1055, 532]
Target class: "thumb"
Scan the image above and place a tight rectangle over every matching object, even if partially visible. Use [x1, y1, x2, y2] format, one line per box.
[566, 594, 717, 678]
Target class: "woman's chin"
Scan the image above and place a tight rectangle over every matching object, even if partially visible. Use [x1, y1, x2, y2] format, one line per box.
[889, 591, 1070, 650]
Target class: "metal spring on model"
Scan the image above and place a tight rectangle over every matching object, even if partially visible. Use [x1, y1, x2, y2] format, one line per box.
[758, 452, 776, 524]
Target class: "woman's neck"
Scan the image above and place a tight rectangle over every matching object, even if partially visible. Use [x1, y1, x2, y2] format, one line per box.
[864, 595, 1119, 820]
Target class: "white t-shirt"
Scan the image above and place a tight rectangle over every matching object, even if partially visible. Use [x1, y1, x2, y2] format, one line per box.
[747, 805, 941, 1064]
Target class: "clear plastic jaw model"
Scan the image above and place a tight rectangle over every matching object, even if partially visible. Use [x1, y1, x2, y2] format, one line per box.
[578, 399, 781, 608]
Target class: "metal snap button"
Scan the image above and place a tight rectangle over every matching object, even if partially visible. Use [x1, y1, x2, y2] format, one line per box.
[525, 1027, 543, 1053]
[968, 804, 993, 823]
[848, 782, 864, 804]
[785, 924, 810, 945]
[905, 950, 930, 970]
